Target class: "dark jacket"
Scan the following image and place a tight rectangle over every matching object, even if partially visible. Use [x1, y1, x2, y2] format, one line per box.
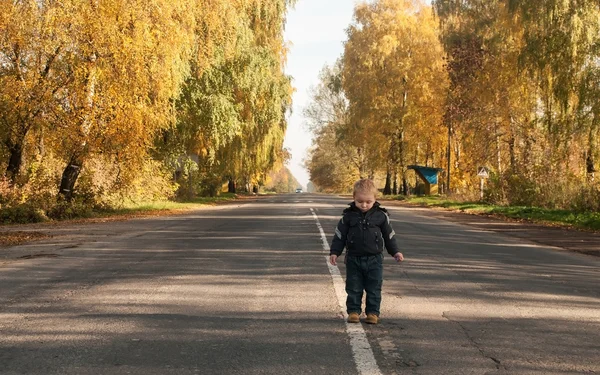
[330, 201, 400, 257]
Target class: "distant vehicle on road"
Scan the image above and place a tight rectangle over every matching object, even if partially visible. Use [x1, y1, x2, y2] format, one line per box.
[295, 188, 303, 193]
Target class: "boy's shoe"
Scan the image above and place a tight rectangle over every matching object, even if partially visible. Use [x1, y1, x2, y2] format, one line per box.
[365, 313, 378, 325]
[347, 312, 360, 323]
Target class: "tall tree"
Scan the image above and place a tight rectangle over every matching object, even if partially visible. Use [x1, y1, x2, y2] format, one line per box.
[169, 0, 294, 195]
[304, 62, 358, 192]
[508, 0, 600, 169]
[52, 0, 197, 200]
[0, 1, 68, 182]
[433, 0, 600, 203]
[342, 0, 448, 191]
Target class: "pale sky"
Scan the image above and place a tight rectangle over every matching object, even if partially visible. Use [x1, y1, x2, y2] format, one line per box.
[283, 0, 357, 189]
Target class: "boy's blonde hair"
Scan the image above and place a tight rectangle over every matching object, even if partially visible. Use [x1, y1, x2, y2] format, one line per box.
[353, 179, 378, 197]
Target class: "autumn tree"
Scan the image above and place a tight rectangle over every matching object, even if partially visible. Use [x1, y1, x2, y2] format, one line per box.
[342, 0, 448, 193]
[304, 62, 360, 192]
[433, 0, 600, 207]
[0, 1, 68, 183]
[433, 0, 529, 194]
[167, 0, 294, 196]
[54, 1, 198, 201]
[263, 160, 300, 193]
[508, 0, 600, 171]
[0, 0, 295, 215]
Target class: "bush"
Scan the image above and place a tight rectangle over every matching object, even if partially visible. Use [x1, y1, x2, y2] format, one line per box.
[46, 200, 94, 220]
[20, 158, 63, 211]
[484, 167, 600, 212]
[198, 174, 224, 197]
[571, 183, 600, 212]
[0, 204, 48, 224]
[504, 173, 540, 206]
[0, 177, 21, 206]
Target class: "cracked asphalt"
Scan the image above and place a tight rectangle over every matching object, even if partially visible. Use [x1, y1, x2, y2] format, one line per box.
[0, 194, 599, 374]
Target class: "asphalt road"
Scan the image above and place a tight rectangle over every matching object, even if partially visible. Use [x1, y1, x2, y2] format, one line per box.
[0, 194, 599, 375]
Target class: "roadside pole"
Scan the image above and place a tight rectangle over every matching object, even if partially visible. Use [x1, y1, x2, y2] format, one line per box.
[478, 166, 489, 200]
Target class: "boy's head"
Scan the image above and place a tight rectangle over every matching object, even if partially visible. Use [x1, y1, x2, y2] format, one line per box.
[353, 179, 377, 213]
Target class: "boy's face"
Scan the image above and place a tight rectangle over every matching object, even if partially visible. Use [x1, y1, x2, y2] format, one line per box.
[354, 191, 376, 213]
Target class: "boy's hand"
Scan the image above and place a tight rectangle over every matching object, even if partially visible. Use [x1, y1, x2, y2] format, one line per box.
[394, 252, 404, 262]
[329, 254, 338, 266]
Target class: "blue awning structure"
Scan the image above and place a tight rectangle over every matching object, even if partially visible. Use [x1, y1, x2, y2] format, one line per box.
[408, 165, 443, 184]
[407, 165, 444, 195]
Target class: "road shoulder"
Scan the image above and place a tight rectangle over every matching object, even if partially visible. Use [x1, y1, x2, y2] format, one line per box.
[385, 201, 600, 257]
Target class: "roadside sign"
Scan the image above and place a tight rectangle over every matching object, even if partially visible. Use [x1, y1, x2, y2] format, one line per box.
[477, 166, 489, 179]
[477, 166, 489, 200]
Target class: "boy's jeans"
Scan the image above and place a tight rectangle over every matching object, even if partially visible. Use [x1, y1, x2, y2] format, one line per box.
[345, 253, 383, 316]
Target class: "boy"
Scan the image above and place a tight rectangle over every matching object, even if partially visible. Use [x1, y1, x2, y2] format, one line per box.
[329, 179, 404, 324]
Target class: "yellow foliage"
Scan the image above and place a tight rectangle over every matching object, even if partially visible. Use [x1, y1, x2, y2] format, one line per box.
[0, 0, 295, 206]
[342, 0, 448, 180]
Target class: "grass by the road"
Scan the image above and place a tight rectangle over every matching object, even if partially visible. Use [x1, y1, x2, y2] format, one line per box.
[110, 193, 242, 215]
[389, 195, 600, 231]
[0, 193, 248, 246]
[75, 192, 266, 222]
[0, 193, 245, 226]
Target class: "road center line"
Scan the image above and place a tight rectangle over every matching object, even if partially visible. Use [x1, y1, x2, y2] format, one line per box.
[310, 208, 382, 375]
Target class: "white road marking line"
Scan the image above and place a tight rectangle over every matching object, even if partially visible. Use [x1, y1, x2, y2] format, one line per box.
[310, 208, 382, 375]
